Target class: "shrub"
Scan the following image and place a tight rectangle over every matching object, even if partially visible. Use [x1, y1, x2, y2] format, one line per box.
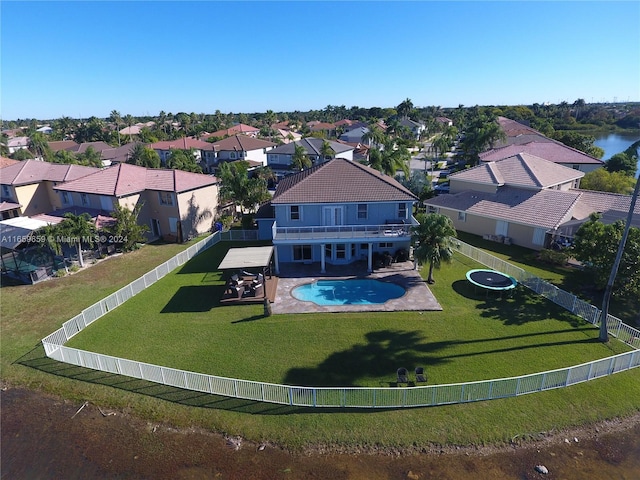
[538, 249, 569, 266]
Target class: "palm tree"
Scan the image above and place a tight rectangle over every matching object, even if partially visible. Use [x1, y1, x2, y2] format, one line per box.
[396, 98, 414, 119]
[291, 144, 311, 171]
[411, 213, 457, 284]
[123, 114, 135, 142]
[320, 140, 334, 160]
[362, 123, 387, 148]
[110, 110, 122, 146]
[58, 212, 96, 268]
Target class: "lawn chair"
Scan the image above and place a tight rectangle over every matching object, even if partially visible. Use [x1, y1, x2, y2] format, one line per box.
[396, 367, 409, 386]
[415, 367, 427, 384]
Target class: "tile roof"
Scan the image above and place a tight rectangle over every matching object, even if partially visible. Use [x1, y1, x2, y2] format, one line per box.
[0, 160, 98, 185]
[0, 157, 20, 168]
[101, 142, 143, 163]
[209, 135, 276, 151]
[0, 201, 22, 212]
[497, 116, 542, 137]
[268, 138, 354, 156]
[70, 141, 113, 154]
[202, 124, 260, 138]
[480, 141, 603, 165]
[47, 140, 79, 152]
[309, 122, 335, 131]
[451, 153, 583, 189]
[271, 158, 417, 204]
[571, 189, 640, 221]
[54, 162, 217, 196]
[148, 137, 215, 151]
[425, 187, 582, 229]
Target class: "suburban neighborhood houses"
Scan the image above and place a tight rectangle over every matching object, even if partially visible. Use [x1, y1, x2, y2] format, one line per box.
[1, 102, 639, 289]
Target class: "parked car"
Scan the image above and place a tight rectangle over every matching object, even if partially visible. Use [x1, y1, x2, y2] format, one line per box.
[434, 182, 450, 194]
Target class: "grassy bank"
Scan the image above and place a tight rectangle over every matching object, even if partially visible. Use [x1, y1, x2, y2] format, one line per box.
[2, 237, 639, 450]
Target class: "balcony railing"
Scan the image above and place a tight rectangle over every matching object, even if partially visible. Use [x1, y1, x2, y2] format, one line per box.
[273, 218, 418, 242]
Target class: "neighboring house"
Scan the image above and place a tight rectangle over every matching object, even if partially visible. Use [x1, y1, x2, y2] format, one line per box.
[202, 123, 260, 139]
[0, 157, 20, 168]
[339, 126, 369, 144]
[0, 200, 22, 219]
[36, 126, 52, 134]
[424, 153, 587, 250]
[266, 138, 354, 177]
[436, 117, 453, 127]
[69, 141, 113, 155]
[0, 159, 98, 216]
[399, 118, 425, 139]
[264, 158, 418, 274]
[47, 140, 79, 152]
[7, 137, 29, 154]
[480, 141, 604, 173]
[207, 135, 276, 169]
[274, 129, 301, 144]
[54, 162, 220, 242]
[119, 122, 155, 136]
[101, 142, 143, 164]
[147, 137, 216, 167]
[308, 122, 336, 137]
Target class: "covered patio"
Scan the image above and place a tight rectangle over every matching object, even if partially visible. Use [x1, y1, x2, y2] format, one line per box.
[218, 246, 278, 304]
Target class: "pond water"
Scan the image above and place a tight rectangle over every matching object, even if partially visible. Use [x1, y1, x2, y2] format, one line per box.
[593, 131, 640, 176]
[292, 278, 405, 305]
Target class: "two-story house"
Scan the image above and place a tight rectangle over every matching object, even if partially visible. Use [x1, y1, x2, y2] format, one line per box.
[148, 137, 217, 167]
[263, 158, 418, 274]
[54, 162, 219, 242]
[0, 159, 98, 216]
[424, 153, 588, 250]
[207, 135, 276, 170]
[266, 138, 355, 179]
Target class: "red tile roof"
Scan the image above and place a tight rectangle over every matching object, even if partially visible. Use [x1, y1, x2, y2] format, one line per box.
[480, 141, 603, 165]
[47, 140, 79, 152]
[148, 137, 215, 151]
[0, 159, 98, 185]
[54, 163, 217, 196]
[272, 158, 416, 204]
[202, 124, 260, 139]
[209, 135, 275, 151]
[0, 156, 20, 168]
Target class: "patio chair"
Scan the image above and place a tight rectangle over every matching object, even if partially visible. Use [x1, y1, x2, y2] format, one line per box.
[396, 367, 409, 385]
[415, 367, 427, 384]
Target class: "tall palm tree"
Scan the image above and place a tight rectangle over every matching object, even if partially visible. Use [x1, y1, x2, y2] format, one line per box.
[110, 110, 122, 146]
[123, 114, 135, 142]
[412, 213, 457, 284]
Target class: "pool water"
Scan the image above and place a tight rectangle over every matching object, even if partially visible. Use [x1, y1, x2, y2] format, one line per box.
[292, 279, 406, 306]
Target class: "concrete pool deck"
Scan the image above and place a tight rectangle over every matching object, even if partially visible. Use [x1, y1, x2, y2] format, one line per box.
[271, 260, 442, 314]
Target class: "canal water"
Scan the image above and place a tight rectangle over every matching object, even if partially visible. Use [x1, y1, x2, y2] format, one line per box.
[593, 131, 640, 177]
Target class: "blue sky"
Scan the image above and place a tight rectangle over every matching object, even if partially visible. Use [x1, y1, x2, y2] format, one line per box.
[1, 1, 639, 120]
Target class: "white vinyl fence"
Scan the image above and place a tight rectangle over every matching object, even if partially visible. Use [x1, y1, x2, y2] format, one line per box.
[41, 236, 640, 408]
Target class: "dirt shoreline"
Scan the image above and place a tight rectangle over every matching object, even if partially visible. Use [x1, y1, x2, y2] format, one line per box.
[2, 385, 640, 479]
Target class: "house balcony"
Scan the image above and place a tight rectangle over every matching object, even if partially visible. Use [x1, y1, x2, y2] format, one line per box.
[272, 217, 418, 244]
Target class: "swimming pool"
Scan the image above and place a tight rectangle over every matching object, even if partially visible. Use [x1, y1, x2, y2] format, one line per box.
[291, 279, 406, 306]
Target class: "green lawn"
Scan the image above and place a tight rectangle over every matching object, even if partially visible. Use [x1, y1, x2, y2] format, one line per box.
[3, 236, 639, 450]
[66, 244, 629, 389]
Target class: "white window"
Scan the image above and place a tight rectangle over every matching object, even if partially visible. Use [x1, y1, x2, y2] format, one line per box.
[458, 211, 466, 222]
[379, 242, 393, 248]
[293, 245, 312, 261]
[81, 193, 89, 206]
[230, 152, 237, 159]
[495, 220, 509, 237]
[159, 191, 174, 206]
[357, 204, 367, 220]
[398, 203, 407, 219]
[335, 244, 346, 259]
[290, 205, 300, 221]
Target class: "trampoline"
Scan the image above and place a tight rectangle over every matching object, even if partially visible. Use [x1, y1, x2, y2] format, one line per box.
[466, 269, 517, 297]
